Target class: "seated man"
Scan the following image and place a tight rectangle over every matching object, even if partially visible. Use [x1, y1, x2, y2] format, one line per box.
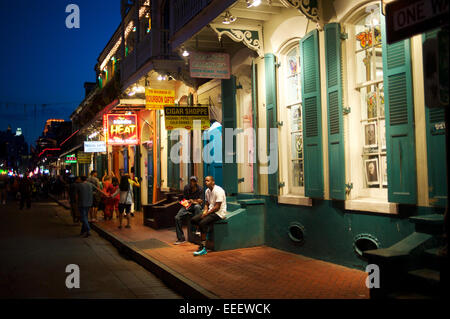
[190, 176, 227, 256]
[174, 176, 204, 244]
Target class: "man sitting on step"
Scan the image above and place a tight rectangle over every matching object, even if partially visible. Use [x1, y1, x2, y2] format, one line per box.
[174, 176, 204, 245]
[190, 176, 227, 256]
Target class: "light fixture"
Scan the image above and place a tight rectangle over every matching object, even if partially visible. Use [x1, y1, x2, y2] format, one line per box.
[182, 49, 190, 57]
[222, 11, 236, 24]
[246, 0, 261, 8]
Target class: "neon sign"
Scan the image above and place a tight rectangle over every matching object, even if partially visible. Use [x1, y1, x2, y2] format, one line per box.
[105, 114, 139, 145]
[65, 154, 77, 163]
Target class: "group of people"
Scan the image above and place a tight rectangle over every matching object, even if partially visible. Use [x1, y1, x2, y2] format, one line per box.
[68, 170, 140, 238]
[174, 175, 227, 257]
[0, 173, 50, 209]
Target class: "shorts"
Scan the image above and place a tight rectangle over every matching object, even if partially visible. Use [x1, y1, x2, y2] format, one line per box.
[118, 203, 131, 215]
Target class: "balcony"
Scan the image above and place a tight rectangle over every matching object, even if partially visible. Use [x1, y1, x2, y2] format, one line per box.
[172, 0, 213, 34]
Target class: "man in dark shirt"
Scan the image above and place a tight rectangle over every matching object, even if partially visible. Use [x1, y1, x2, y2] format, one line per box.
[174, 176, 204, 244]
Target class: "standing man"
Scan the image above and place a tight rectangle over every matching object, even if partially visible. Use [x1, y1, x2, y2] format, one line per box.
[76, 176, 94, 238]
[0, 173, 7, 205]
[69, 176, 81, 223]
[174, 176, 204, 245]
[19, 176, 33, 210]
[190, 176, 227, 256]
[87, 170, 101, 222]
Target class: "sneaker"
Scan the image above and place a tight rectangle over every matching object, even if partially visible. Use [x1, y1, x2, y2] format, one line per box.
[193, 247, 207, 256]
[195, 231, 201, 236]
[174, 240, 186, 245]
[131, 212, 135, 217]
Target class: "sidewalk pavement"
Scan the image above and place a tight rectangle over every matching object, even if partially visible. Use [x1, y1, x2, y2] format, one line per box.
[51, 196, 369, 299]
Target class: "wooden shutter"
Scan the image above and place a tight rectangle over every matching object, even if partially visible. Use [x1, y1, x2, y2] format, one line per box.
[325, 23, 346, 200]
[265, 53, 279, 195]
[423, 29, 447, 207]
[300, 29, 324, 198]
[252, 61, 259, 195]
[221, 76, 238, 194]
[381, 15, 417, 204]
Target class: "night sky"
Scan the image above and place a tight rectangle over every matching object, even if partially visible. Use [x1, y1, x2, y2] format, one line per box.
[0, 0, 120, 147]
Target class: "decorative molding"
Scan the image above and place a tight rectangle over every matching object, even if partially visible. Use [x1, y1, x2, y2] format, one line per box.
[280, 0, 321, 23]
[210, 23, 264, 57]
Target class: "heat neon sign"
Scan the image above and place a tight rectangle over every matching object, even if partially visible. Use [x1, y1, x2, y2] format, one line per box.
[105, 114, 139, 145]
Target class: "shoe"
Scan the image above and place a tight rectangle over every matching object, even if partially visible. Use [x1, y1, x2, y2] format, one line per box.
[82, 233, 90, 238]
[125, 225, 131, 229]
[118, 225, 122, 229]
[195, 231, 201, 236]
[174, 240, 186, 245]
[193, 247, 207, 256]
[131, 212, 135, 217]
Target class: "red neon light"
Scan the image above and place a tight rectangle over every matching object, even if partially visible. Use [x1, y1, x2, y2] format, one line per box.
[60, 129, 80, 146]
[105, 114, 139, 145]
[39, 148, 60, 157]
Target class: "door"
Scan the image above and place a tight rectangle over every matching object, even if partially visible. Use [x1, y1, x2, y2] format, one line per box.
[147, 146, 154, 204]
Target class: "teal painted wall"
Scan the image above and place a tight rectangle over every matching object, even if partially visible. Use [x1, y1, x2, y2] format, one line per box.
[250, 195, 444, 270]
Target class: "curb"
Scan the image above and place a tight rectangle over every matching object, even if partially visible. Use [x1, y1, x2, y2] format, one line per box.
[50, 194, 218, 299]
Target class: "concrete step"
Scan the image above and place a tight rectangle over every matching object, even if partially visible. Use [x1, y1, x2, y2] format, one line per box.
[409, 214, 444, 235]
[408, 268, 440, 291]
[227, 201, 241, 211]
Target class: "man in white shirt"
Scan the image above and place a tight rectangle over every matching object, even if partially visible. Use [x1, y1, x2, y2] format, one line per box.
[190, 176, 227, 256]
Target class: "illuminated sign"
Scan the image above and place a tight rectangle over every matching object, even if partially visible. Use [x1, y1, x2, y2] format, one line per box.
[105, 114, 139, 145]
[164, 106, 210, 130]
[190, 52, 230, 79]
[145, 89, 175, 110]
[84, 141, 107, 153]
[65, 154, 77, 163]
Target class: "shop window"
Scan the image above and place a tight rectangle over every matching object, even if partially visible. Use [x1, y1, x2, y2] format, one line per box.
[345, 4, 387, 202]
[279, 45, 304, 196]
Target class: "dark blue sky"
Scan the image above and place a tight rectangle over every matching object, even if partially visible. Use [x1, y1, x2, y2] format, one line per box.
[0, 0, 120, 146]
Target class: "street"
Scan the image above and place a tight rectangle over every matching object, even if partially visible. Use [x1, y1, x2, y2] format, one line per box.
[0, 200, 182, 299]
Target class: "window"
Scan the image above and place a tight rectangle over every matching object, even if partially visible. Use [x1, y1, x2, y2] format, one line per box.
[345, 4, 388, 201]
[279, 45, 304, 195]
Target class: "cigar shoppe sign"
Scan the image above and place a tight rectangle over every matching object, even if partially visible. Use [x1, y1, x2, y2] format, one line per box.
[104, 114, 139, 145]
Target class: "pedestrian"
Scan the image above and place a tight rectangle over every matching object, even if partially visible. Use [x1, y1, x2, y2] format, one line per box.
[19, 176, 32, 210]
[0, 173, 7, 204]
[190, 176, 227, 256]
[174, 176, 204, 245]
[104, 177, 119, 220]
[76, 175, 94, 238]
[87, 170, 101, 222]
[110, 174, 140, 229]
[69, 176, 81, 223]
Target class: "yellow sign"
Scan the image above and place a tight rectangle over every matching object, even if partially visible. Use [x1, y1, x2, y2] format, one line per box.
[145, 89, 175, 110]
[77, 152, 92, 164]
[164, 106, 210, 130]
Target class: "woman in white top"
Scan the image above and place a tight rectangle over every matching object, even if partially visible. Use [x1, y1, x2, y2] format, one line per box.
[111, 174, 140, 229]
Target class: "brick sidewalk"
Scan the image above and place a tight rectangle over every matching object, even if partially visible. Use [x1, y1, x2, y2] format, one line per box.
[90, 210, 369, 299]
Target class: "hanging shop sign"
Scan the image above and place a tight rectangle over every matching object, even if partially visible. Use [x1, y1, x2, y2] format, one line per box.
[385, 0, 449, 44]
[65, 154, 77, 164]
[145, 89, 175, 110]
[77, 152, 92, 164]
[105, 114, 139, 145]
[164, 105, 210, 130]
[189, 52, 230, 79]
[84, 141, 107, 153]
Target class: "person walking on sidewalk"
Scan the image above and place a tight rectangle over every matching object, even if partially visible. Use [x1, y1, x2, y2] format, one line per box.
[76, 176, 94, 238]
[104, 177, 119, 220]
[87, 170, 101, 222]
[190, 176, 227, 256]
[69, 176, 81, 223]
[174, 176, 204, 245]
[110, 174, 140, 229]
[0, 173, 8, 205]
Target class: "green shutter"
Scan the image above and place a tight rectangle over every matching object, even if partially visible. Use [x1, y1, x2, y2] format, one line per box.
[221, 76, 238, 194]
[423, 29, 447, 207]
[252, 61, 259, 195]
[265, 53, 279, 195]
[300, 29, 324, 198]
[381, 15, 417, 204]
[325, 23, 345, 200]
[167, 133, 180, 190]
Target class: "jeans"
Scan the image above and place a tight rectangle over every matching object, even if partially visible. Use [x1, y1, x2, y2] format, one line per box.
[175, 204, 202, 241]
[190, 212, 221, 235]
[79, 206, 91, 235]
